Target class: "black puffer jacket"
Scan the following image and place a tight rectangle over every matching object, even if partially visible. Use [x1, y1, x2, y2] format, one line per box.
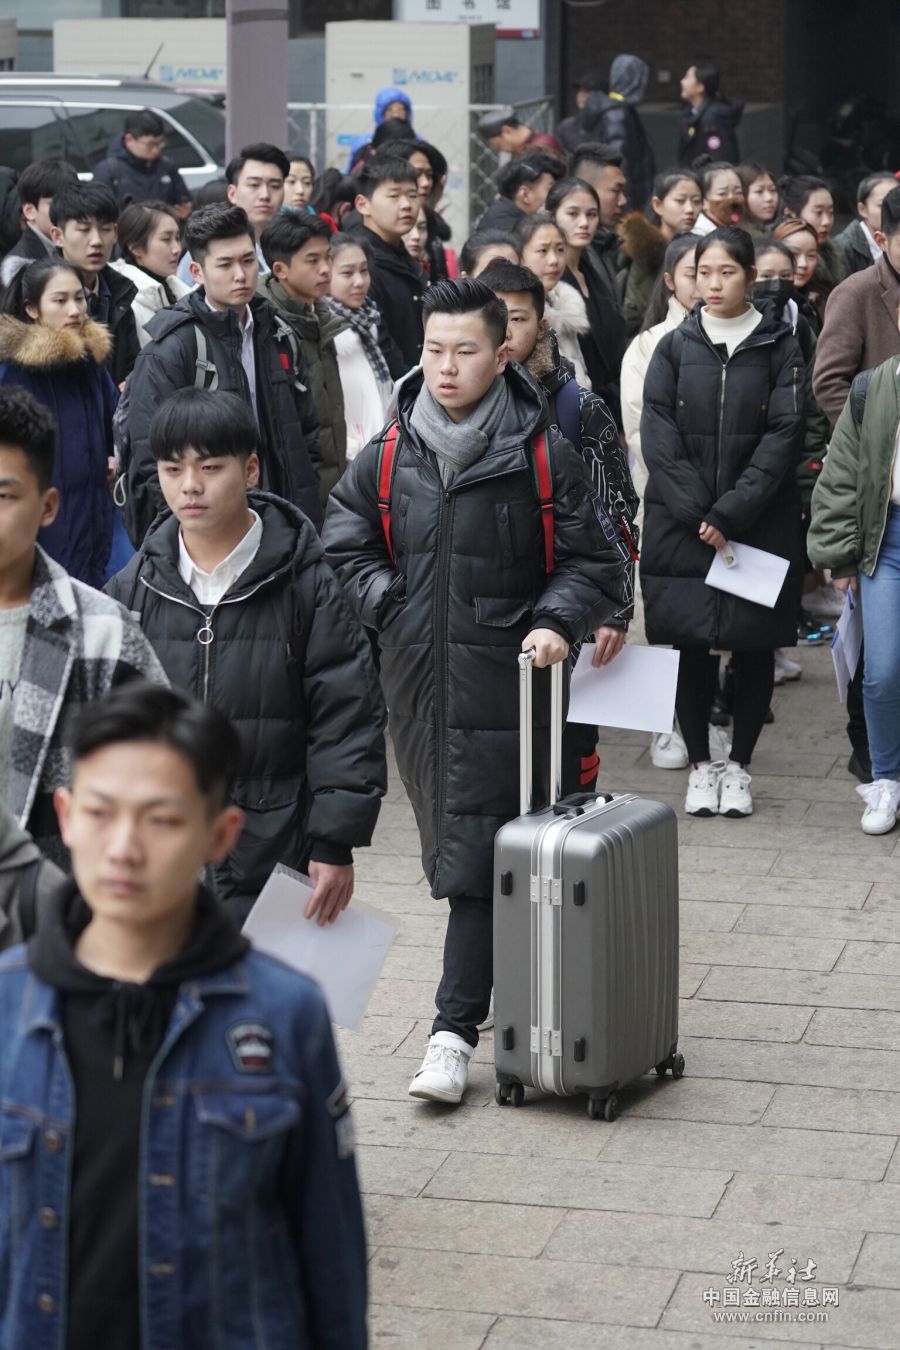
[121, 290, 323, 546]
[323, 364, 628, 901]
[93, 135, 191, 209]
[640, 304, 805, 650]
[354, 227, 426, 377]
[106, 492, 387, 912]
[678, 96, 743, 168]
[577, 100, 655, 211]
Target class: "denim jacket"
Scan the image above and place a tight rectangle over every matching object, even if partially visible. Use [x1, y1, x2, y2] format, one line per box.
[0, 946, 367, 1350]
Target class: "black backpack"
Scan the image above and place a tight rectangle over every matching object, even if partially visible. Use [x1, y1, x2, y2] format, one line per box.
[0, 166, 20, 258]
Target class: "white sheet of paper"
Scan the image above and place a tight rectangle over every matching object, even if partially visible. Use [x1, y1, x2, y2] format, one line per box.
[705, 542, 790, 608]
[831, 589, 861, 703]
[566, 643, 680, 735]
[242, 864, 396, 1029]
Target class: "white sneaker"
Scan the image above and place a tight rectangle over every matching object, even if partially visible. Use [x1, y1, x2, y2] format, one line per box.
[857, 779, 900, 835]
[685, 762, 724, 816]
[773, 650, 802, 684]
[803, 584, 844, 620]
[651, 729, 689, 769]
[408, 1032, 473, 1104]
[708, 724, 732, 762]
[719, 763, 753, 817]
[477, 992, 495, 1032]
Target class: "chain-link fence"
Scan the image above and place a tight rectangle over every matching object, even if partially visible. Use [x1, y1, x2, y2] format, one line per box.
[286, 96, 555, 239]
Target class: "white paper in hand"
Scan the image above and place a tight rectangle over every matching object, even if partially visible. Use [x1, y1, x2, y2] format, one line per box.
[242, 864, 395, 1029]
[705, 542, 790, 608]
[567, 643, 680, 735]
[831, 589, 861, 704]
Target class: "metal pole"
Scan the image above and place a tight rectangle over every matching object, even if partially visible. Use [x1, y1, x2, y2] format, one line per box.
[225, 0, 290, 160]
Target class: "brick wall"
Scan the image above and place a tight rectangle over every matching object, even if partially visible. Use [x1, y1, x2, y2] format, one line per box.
[562, 0, 787, 113]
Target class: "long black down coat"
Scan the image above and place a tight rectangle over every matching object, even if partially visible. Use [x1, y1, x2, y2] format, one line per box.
[324, 364, 628, 901]
[640, 303, 805, 651]
[106, 492, 387, 913]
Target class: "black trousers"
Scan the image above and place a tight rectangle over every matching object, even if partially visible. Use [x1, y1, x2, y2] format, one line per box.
[432, 895, 493, 1049]
[676, 649, 775, 766]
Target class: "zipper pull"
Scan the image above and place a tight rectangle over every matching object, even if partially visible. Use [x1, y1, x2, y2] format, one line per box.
[196, 614, 214, 646]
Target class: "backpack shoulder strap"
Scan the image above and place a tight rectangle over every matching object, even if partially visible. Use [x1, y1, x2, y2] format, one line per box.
[193, 326, 219, 391]
[531, 429, 555, 575]
[376, 421, 401, 567]
[850, 367, 874, 431]
[16, 859, 41, 941]
[273, 315, 309, 393]
[552, 377, 582, 455]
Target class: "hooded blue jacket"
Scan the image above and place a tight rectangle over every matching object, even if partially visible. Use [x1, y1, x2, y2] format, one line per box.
[345, 86, 414, 170]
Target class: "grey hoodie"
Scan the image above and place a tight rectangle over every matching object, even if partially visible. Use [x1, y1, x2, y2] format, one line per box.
[0, 800, 64, 949]
[610, 54, 649, 105]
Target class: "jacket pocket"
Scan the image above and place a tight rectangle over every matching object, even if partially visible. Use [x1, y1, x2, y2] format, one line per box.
[0, 1109, 38, 1162]
[191, 1088, 300, 1211]
[473, 597, 532, 628]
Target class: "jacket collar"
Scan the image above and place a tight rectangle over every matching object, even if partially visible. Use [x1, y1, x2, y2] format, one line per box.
[28, 545, 79, 631]
[0, 315, 112, 368]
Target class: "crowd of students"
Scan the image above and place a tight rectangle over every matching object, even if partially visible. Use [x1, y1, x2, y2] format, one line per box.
[0, 64, 899, 1343]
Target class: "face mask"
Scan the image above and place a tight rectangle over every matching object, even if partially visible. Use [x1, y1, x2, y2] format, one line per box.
[751, 278, 796, 310]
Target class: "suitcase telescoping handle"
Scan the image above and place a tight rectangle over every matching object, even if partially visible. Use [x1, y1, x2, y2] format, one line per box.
[518, 649, 564, 815]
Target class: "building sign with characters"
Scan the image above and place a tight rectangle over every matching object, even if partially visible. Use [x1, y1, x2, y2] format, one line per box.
[394, 0, 540, 38]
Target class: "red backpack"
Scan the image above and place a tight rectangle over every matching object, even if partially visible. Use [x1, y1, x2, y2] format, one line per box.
[375, 421, 555, 573]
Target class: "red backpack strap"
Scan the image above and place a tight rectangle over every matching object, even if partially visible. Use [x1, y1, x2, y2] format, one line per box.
[532, 430, 555, 574]
[376, 421, 401, 567]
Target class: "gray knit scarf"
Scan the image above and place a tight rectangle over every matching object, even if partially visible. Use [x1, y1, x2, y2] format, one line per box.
[410, 375, 510, 485]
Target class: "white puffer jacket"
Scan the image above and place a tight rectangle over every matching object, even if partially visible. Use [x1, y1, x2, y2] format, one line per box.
[109, 258, 193, 349]
[544, 281, 592, 390]
[620, 293, 690, 496]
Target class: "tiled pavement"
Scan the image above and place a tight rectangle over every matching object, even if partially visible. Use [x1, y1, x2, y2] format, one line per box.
[342, 645, 900, 1349]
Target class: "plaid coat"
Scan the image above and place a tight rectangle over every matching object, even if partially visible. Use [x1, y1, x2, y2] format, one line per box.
[7, 547, 167, 864]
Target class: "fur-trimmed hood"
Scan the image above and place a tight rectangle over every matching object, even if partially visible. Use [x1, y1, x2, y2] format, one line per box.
[618, 212, 667, 271]
[0, 315, 112, 369]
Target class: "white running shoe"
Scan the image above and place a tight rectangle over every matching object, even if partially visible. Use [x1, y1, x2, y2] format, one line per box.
[651, 729, 689, 769]
[803, 583, 844, 620]
[685, 762, 724, 816]
[773, 650, 802, 684]
[857, 779, 900, 836]
[408, 1032, 473, 1104]
[719, 764, 753, 817]
[477, 992, 495, 1032]
[708, 724, 732, 762]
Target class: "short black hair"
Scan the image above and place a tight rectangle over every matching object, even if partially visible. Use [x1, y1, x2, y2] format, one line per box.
[574, 70, 605, 93]
[691, 58, 721, 98]
[881, 185, 900, 238]
[422, 277, 508, 349]
[568, 142, 624, 175]
[226, 142, 290, 186]
[149, 388, 258, 463]
[695, 224, 756, 275]
[371, 118, 415, 151]
[16, 158, 78, 208]
[49, 183, 118, 230]
[355, 155, 418, 198]
[0, 385, 57, 491]
[259, 211, 332, 270]
[70, 681, 241, 811]
[478, 258, 546, 321]
[192, 177, 229, 208]
[477, 108, 521, 141]
[858, 171, 898, 205]
[124, 109, 166, 140]
[184, 203, 254, 264]
[396, 138, 449, 183]
[497, 152, 562, 201]
[459, 230, 519, 276]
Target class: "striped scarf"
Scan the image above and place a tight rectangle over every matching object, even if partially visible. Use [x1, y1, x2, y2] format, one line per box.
[326, 295, 392, 389]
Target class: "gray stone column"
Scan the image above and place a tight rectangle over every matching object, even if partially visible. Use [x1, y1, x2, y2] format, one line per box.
[225, 0, 289, 160]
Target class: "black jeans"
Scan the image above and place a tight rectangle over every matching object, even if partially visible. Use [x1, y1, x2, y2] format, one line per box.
[432, 895, 493, 1049]
[676, 649, 775, 766]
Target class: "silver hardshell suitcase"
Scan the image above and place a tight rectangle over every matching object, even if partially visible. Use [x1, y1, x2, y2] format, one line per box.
[492, 651, 683, 1121]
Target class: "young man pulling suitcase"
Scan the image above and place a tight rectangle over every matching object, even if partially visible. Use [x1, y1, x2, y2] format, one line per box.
[324, 277, 628, 1105]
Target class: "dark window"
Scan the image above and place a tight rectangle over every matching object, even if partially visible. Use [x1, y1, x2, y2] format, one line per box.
[0, 102, 87, 174]
[62, 102, 204, 170]
[160, 97, 225, 166]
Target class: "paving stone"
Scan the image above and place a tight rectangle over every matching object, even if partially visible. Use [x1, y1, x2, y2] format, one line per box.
[662, 1270, 900, 1346]
[356, 853, 427, 884]
[773, 851, 900, 884]
[356, 1144, 450, 1198]
[352, 1096, 609, 1161]
[882, 1141, 900, 1185]
[423, 1151, 731, 1217]
[714, 1173, 900, 1234]
[368, 1247, 679, 1325]
[352, 884, 437, 916]
[483, 1321, 810, 1350]
[626, 1076, 775, 1126]
[737, 906, 900, 944]
[370, 1305, 495, 1350]
[850, 1231, 900, 1287]
[678, 845, 779, 876]
[740, 774, 861, 804]
[366, 826, 427, 856]
[341, 1050, 496, 1107]
[598, 1116, 893, 1181]
[366, 978, 439, 1019]
[364, 1194, 565, 1258]
[835, 942, 900, 978]
[763, 1085, 900, 1136]
[334, 1016, 418, 1057]
[805, 1007, 900, 1052]
[698, 966, 900, 1014]
[543, 1210, 862, 1283]
[682, 1035, 900, 1093]
[680, 875, 869, 909]
[382, 944, 443, 981]
[682, 933, 844, 972]
[742, 749, 840, 778]
[866, 884, 900, 910]
[681, 822, 896, 857]
[680, 963, 711, 997]
[680, 900, 745, 932]
[679, 999, 814, 1043]
[382, 913, 445, 948]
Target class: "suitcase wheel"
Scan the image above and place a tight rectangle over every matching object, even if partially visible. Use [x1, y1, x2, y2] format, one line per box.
[495, 1081, 525, 1108]
[655, 1051, 686, 1079]
[587, 1094, 618, 1122]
